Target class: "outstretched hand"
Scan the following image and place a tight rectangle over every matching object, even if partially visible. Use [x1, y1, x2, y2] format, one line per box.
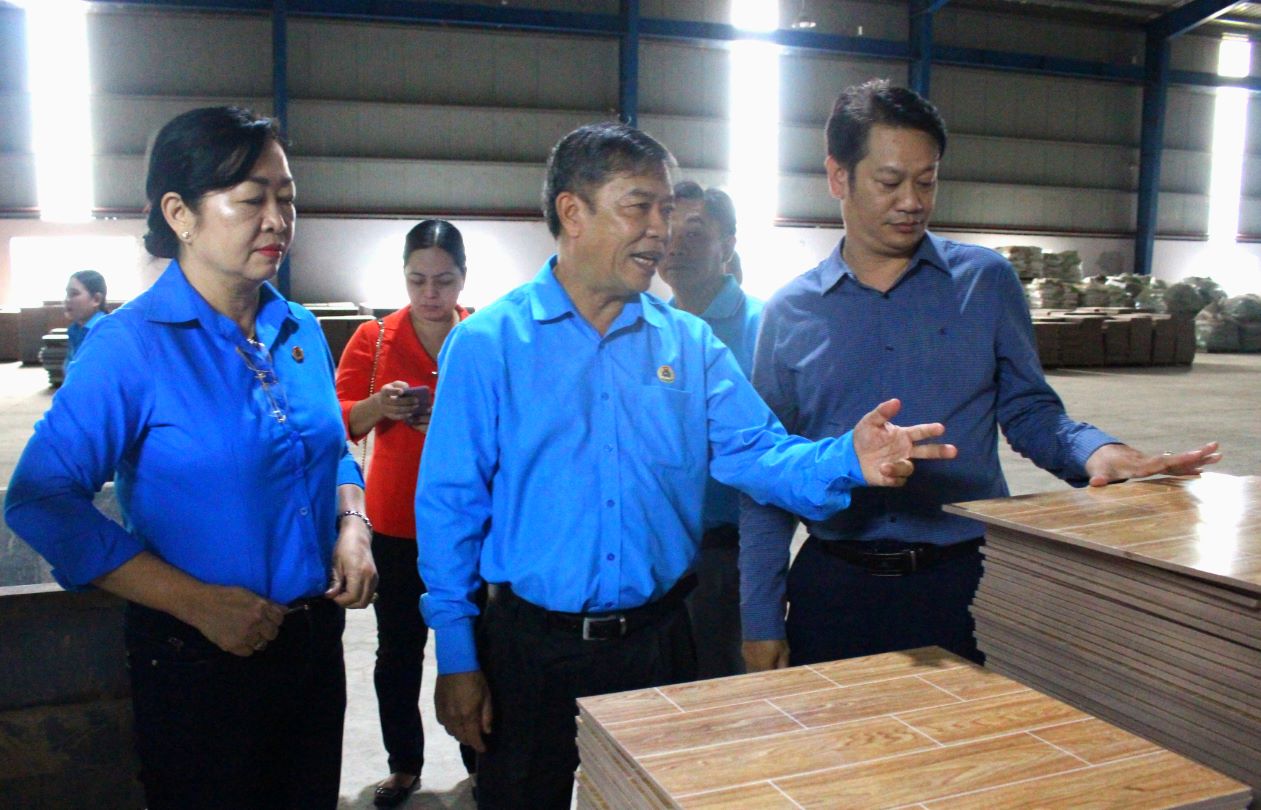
[852, 399, 957, 486]
[1084, 441, 1221, 487]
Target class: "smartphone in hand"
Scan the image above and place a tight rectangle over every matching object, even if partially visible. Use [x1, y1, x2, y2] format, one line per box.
[401, 385, 432, 416]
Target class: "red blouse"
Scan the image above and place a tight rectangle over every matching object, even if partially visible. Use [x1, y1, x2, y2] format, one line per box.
[335, 306, 468, 539]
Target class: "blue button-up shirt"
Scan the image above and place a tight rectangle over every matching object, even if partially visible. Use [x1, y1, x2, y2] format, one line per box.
[5, 261, 362, 604]
[669, 275, 763, 531]
[66, 310, 106, 364]
[416, 259, 864, 674]
[740, 234, 1118, 640]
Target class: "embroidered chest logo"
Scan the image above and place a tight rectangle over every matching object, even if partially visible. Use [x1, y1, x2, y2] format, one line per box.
[292, 346, 305, 363]
[657, 365, 675, 384]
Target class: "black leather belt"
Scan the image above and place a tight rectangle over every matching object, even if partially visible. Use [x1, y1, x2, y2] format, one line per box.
[490, 574, 697, 641]
[812, 537, 982, 576]
[701, 524, 739, 550]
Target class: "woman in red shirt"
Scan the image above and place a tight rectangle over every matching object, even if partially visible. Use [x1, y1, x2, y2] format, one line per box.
[335, 220, 470, 807]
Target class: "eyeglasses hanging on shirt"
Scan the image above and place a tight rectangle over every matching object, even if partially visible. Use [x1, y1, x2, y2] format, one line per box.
[236, 339, 290, 425]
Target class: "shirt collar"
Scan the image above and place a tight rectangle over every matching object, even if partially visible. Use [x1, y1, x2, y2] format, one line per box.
[528, 255, 666, 331]
[668, 274, 744, 320]
[143, 259, 295, 346]
[820, 231, 950, 293]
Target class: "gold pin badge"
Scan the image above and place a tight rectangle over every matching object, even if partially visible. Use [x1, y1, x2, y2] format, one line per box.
[657, 365, 675, 384]
[292, 346, 305, 363]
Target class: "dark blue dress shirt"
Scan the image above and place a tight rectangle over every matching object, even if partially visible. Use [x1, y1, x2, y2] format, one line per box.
[741, 234, 1117, 640]
[5, 261, 362, 604]
[415, 259, 865, 674]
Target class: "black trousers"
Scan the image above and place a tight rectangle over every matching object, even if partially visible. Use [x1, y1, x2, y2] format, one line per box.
[371, 532, 429, 776]
[372, 532, 477, 778]
[124, 598, 346, 810]
[684, 525, 745, 679]
[785, 537, 985, 666]
[476, 588, 697, 810]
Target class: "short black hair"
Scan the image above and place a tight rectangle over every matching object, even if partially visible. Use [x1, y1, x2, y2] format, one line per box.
[542, 122, 676, 237]
[825, 79, 947, 172]
[672, 180, 737, 238]
[143, 106, 286, 258]
[71, 269, 107, 302]
[403, 219, 467, 274]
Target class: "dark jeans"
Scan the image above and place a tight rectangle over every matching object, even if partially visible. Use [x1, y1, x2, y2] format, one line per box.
[124, 598, 346, 810]
[476, 587, 697, 810]
[684, 524, 745, 679]
[372, 532, 477, 778]
[786, 536, 985, 666]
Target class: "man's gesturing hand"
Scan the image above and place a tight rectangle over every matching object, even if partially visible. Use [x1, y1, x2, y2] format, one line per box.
[853, 399, 957, 486]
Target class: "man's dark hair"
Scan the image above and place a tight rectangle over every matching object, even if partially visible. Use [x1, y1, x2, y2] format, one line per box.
[825, 79, 947, 173]
[404, 219, 467, 274]
[143, 106, 287, 258]
[672, 180, 737, 238]
[542, 122, 676, 237]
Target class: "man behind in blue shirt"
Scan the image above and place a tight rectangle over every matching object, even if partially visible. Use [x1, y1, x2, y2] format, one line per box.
[741, 79, 1223, 675]
[659, 180, 760, 680]
[414, 122, 958, 810]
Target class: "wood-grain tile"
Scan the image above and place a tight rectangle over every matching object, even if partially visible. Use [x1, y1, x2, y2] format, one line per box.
[896, 689, 1088, 744]
[676, 782, 799, 809]
[604, 699, 802, 757]
[638, 716, 936, 795]
[657, 666, 836, 711]
[808, 646, 969, 688]
[580, 687, 681, 725]
[771, 675, 960, 728]
[916, 665, 1031, 702]
[1030, 718, 1162, 764]
[774, 733, 1081, 810]
[924, 750, 1250, 810]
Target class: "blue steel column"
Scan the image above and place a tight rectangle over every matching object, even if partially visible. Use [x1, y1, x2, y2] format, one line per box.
[273, 0, 291, 296]
[619, 0, 639, 128]
[1135, 33, 1169, 277]
[909, 0, 948, 97]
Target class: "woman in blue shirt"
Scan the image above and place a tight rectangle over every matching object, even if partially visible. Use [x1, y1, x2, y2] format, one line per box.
[5, 107, 377, 810]
[62, 269, 107, 365]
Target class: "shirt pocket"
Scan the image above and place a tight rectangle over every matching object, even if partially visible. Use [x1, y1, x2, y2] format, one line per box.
[622, 384, 699, 471]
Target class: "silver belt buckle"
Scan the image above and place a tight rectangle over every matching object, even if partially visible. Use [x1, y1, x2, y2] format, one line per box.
[581, 614, 627, 640]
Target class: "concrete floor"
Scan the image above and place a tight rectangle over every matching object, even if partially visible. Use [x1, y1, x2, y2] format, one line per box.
[1, 353, 1258, 808]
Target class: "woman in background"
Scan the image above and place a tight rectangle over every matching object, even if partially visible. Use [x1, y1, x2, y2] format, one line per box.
[336, 220, 471, 807]
[63, 269, 108, 365]
[6, 106, 375, 810]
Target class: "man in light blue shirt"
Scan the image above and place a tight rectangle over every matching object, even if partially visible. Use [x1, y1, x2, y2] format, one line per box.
[659, 180, 760, 680]
[414, 122, 956, 810]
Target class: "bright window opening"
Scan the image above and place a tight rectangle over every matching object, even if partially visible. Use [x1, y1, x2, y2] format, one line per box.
[10, 236, 143, 305]
[19, 0, 95, 222]
[1206, 37, 1251, 245]
[729, 0, 781, 296]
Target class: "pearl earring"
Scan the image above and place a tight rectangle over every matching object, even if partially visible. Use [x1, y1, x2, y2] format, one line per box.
[181, 231, 191, 241]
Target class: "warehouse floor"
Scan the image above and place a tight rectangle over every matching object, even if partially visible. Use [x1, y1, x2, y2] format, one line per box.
[1, 354, 1258, 809]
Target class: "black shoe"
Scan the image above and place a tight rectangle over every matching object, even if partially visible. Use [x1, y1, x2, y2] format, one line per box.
[373, 775, 419, 808]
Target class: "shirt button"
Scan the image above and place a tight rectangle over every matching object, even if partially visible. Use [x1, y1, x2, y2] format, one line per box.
[605, 499, 614, 508]
[601, 392, 610, 401]
[604, 445, 613, 452]
[606, 553, 615, 561]
[885, 345, 894, 352]
[299, 507, 309, 516]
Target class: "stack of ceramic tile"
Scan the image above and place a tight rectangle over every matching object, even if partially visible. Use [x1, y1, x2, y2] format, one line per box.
[946, 474, 1261, 807]
[574, 646, 1248, 809]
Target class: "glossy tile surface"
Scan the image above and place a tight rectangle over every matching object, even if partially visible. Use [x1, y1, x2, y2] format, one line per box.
[575, 647, 1249, 809]
[945, 473, 1261, 592]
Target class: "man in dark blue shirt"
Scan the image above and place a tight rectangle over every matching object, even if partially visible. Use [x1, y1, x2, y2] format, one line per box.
[416, 122, 959, 809]
[741, 79, 1222, 674]
[659, 180, 760, 680]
